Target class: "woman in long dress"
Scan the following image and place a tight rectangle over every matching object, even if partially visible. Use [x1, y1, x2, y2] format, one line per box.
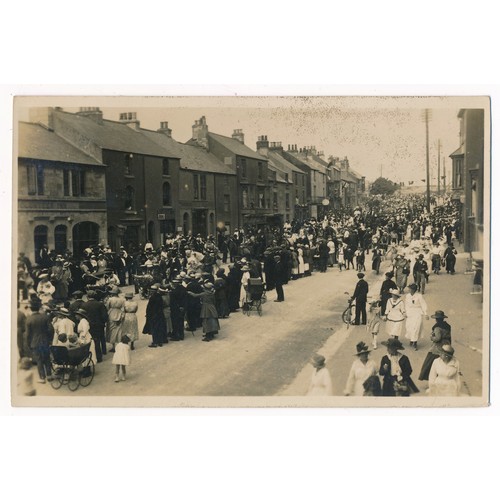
[187, 282, 220, 342]
[106, 287, 125, 351]
[428, 344, 461, 396]
[383, 289, 406, 339]
[404, 283, 428, 350]
[74, 308, 97, 364]
[121, 292, 139, 350]
[307, 354, 332, 396]
[344, 342, 378, 396]
[394, 255, 410, 293]
[297, 246, 305, 277]
[159, 286, 173, 341]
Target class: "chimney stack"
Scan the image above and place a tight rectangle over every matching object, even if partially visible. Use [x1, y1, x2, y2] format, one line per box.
[232, 129, 245, 144]
[77, 107, 103, 125]
[119, 111, 140, 130]
[29, 107, 56, 130]
[256, 135, 269, 156]
[158, 121, 172, 138]
[192, 116, 209, 149]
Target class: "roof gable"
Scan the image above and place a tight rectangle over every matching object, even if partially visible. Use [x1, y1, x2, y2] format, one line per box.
[18, 122, 104, 166]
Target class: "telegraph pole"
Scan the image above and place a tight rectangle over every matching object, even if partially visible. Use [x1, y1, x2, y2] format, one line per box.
[442, 157, 446, 193]
[437, 139, 441, 196]
[425, 109, 431, 211]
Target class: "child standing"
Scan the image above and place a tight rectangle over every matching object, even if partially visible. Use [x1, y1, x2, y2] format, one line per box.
[367, 300, 381, 350]
[112, 335, 131, 382]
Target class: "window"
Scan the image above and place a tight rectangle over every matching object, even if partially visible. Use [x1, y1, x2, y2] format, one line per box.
[63, 169, 85, 197]
[240, 158, 247, 178]
[224, 194, 230, 212]
[125, 185, 135, 210]
[27, 164, 44, 195]
[200, 174, 207, 200]
[193, 174, 199, 200]
[162, 158, 170, 176]
[258, 162, 263, 180]
[273, 192, 278, 210]
[286, 193, 290, 209]
[285, 173, 289, 183]
[163, 182, 171, 206]
[258, 191, 264, 208]
[242, 187, 248, 208]
[72, 170, 86, 197]
[63, 170, 70, 196]
[453, 158, 463, 188]
[124, 154, 132, 175]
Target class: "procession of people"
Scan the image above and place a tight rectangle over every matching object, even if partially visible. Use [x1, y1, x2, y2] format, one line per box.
[16, 192, 465, 397]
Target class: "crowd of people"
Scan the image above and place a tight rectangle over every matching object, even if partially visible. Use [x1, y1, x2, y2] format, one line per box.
[16, 192, 465, 397]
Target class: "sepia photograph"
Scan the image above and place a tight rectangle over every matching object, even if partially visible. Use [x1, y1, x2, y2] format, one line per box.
[11, 95, 490, 407]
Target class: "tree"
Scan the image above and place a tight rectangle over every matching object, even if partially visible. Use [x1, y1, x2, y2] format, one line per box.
[369, 177, 400, 196]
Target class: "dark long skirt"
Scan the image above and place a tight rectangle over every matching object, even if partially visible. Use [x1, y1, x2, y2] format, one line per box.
[419, 352, 439, 381]
[203, 317, 220, 334]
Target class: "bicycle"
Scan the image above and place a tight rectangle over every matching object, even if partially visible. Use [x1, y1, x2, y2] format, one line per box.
[342, 292, 356, 329]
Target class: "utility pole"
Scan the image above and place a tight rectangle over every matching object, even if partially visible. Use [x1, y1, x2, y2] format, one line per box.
[437, 139, 441, 196]
[442, 157, 446, 193]
[425, 109, 431, 212]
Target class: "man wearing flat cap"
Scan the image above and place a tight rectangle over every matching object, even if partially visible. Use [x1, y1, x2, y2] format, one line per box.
[351, 272, 369, 325]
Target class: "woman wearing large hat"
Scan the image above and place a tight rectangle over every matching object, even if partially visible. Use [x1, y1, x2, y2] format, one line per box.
[428, 344, 461, 396]
[418, 311, 452, 381]
[383, 289, 406, 339]
[344, 342, 378, 396]
[307, 354, 333, 396]
[404, 283, 429, 351]
[187, 281, 220, 342]
[379, 338, 419, 396]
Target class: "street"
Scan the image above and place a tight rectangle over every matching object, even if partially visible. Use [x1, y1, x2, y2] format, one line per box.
[31, 249, 484, 400]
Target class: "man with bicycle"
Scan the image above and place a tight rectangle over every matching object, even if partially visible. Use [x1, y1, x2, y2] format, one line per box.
[351, 272, 369, 325]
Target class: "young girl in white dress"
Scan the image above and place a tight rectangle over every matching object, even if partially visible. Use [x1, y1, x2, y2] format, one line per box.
[112, 335, 131, 382]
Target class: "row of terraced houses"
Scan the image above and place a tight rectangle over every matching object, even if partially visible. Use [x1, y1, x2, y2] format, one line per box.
[17, 107, 366, 261]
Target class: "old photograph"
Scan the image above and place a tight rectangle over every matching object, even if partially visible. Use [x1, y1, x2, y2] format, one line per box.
[11, 95, 490, 407]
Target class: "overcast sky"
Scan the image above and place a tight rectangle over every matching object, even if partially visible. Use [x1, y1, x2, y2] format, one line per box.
[19, 96, 475, 184]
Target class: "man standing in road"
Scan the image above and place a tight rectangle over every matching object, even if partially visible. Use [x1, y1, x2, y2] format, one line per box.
[273, 255, 285, 302]
[82, 290, 108, 362]
[26, 298, 54, 383]
[351, 272, 369, 325]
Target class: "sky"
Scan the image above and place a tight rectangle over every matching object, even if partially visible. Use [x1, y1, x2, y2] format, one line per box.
[18, 96, 475, 184]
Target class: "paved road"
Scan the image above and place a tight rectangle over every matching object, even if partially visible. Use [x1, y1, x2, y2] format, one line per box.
[28, 251, 484, 400]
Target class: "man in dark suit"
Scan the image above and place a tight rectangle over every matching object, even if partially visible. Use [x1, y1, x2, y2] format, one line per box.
[170, 279, 188, 341]
[273, 255, 285, 302]
[26, 300, 54, 383]
[81, 290, 108, 362]
[351, 272, 369, 325]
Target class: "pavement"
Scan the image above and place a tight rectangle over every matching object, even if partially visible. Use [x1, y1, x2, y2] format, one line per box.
[18, 245, 486, 401]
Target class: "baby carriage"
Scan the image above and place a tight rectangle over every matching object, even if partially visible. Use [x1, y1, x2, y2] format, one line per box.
[242, 277, 265, 316]
[49, 343, 95, 391]
[133, 272, 155, 299]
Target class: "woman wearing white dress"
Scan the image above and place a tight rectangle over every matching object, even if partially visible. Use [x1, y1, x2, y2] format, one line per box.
[297, 246, 305, 277]
[74, 308, 97, 364]
[307, 354, 332, 396]
[383, 289, 406, 339]
[51, 308, 75, 345]
[37, 274, 55, 304]
[344, 342, 378, 396]
[404, 283, 428, 350]
[428, 344, 461, 396]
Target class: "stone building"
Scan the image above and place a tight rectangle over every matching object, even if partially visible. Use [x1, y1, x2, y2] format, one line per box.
[17, 120, 107, 262]
[449, 109, 485, 254]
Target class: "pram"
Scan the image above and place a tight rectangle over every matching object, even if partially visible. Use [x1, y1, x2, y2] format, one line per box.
[49, 343, 95, 391]
[242, 277, 265, 316]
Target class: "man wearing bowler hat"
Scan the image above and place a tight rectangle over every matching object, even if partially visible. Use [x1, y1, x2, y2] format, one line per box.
[351, 272, 369, 325]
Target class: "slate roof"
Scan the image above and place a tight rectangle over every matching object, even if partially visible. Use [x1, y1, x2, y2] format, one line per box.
[449, 144, 465, 157]
[267, 161, 290, 184]
[267, 151, 304, 175]
[207, 132, 267, 161]
[140, 129, 235, 175]
[18, 122, 104, 166]
[52, 110, 169, 157]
